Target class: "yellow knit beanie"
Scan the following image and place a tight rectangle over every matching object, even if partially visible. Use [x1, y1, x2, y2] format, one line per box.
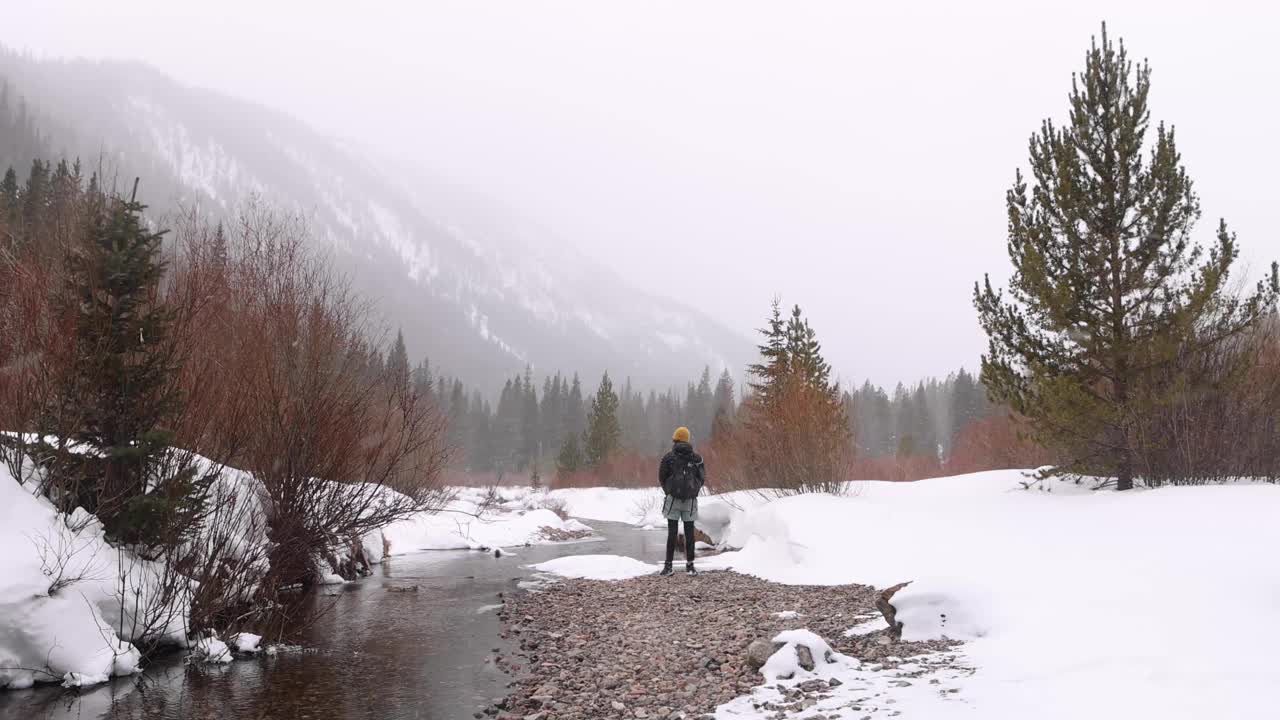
[672, 426, 691, 443]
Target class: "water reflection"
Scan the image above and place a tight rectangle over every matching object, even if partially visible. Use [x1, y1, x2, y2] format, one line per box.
[0, 521, 663, 720]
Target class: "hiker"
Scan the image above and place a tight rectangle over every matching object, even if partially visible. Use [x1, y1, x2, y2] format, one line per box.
[658, 426, 706, 576]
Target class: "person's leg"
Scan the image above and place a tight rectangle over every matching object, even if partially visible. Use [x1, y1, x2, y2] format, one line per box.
[664, 519, 679, 568]
[683, 520, 696, 564]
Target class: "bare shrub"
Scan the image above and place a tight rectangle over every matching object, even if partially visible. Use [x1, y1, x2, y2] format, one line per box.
[739, 376, 855, 495]
[190, 202, 452, 586]
[539, 496, 570, 521]
[549, 450, 656, 489]
[944, 413, 1052, 477]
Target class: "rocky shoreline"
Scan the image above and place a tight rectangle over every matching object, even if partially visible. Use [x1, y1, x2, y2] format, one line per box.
[485, 570, 960, 720]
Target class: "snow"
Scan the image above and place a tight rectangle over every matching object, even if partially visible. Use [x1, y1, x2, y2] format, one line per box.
[0, 449, 274, 691]
[546, 487, 663, 525]
[0, 461, 149, 689]
[381, 487, 594, 554]
[701, 470, 1280, 719]
[191, 636, 232, 664]
[531, 554, 659, 581]
[230, 632, 262, 654]
[759, 629, 842, 683]
[545, 486, 751, 543]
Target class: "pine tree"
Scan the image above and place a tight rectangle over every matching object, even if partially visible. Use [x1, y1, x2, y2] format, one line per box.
[747, 298, 790, 406]
[556, 432, 582, 478]
[540, 373, 564, 461]
[40, 182, 199, 543]
[386, 329, 410, 394]
[520, 366, 540, 470]
[412, 356, 433, 398]
[785, 304, 834, 392]
[21, 158, 49, 241]
[949, 368, 986, 449]
[743, 301, 850, 491]
[583, 372, 621, 468]
[493, 377, 522, 472]
[564, 373, 586, 439]
[974, 26, 1278, 490]
[468, 393, 494, 472]
[710, 368, 736, 440]
[448, 380, 468, 457]
[0, 166, 20, 232]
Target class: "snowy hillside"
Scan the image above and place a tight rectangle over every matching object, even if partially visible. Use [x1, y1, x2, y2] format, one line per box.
[0, 49, 751, 390]
[539, 474, 1280, 719]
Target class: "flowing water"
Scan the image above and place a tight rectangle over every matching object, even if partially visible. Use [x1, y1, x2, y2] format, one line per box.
[1, 520, 666, 720]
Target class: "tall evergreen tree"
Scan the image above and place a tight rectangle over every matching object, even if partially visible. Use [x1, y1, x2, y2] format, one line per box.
[21, 158, 49, 240]
[468, 392, 494, 472]
[0, 166, 19, 232]
[743, 301, 850, 491]
[556, 432, 583, 478]
[975, 27, 1278, 490]
[40, 183, 198, 543]
[747, 298, 790, 405]
[710, 368, 736, 440]
[564, 373, 587, 440]
[540, 373, 564, 461]
[583, 372, 621, 468]
[448, 380, 468, 457]
[785, 304, 834, 392]
[386, 329, 410, 394]
[520, 366, 540, 470]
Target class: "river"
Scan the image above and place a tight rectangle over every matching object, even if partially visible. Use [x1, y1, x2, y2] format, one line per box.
[0, 520, 665, 720]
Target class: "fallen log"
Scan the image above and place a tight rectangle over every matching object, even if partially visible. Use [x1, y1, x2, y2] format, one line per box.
[876, 581, 912, 641]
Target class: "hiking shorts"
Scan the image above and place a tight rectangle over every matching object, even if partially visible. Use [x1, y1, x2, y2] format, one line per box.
[662, 495, 698, 522]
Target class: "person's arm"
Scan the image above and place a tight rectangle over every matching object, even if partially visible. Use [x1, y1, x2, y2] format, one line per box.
[697, 457, 707, 490]
[658, 454, 670, 492]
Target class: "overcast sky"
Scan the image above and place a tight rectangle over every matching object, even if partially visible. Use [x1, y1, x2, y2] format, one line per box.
[8, 1, 1279, 387]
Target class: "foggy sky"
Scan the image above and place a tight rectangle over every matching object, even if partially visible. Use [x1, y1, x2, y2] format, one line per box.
[9, 1, 1280, 388]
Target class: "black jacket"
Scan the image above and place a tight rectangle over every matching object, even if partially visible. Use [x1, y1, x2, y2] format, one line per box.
[659, 441, 706, 496]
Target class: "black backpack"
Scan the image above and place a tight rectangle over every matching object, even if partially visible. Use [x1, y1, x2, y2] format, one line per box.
[668, 455, 704, 500]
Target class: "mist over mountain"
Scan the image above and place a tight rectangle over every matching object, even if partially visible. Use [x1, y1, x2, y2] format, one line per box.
[0, 48, 752, 393]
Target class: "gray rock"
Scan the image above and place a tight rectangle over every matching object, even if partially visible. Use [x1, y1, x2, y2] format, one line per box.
[795, 644, 815, 672]
[746, 638, 780, 669]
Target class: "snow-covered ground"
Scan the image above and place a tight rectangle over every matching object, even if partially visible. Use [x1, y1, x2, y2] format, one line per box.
[540, 473, 1280, 719]
[382, 486, 593, 553]
[1, 463, 157, 688]
[545, 485, 752, 541]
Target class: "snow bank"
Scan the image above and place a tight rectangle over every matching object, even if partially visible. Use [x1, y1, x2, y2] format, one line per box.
[0, 451, 275, 691]
[230, 632, 262, 654]
[545, 487, 666, 525]
[382, 489, 593, 554]
[190, 636, 233, 664]
[705, 471, 1280, 719]
[531, 554, 658, 580]
[0, 464, 149, 689]
[545, 486, 758, 543]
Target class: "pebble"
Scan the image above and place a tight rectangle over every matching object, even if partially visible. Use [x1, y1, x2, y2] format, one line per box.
[493, 571, 956, 719]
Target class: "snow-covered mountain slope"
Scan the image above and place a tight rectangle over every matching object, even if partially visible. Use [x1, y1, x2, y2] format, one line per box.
[0, 50, 751, 391]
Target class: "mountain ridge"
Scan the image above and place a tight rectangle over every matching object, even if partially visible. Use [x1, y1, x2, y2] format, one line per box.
[0, 48, 753, 393]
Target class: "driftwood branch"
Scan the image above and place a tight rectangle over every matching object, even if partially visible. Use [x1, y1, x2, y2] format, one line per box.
[876, 581, 912, 641]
